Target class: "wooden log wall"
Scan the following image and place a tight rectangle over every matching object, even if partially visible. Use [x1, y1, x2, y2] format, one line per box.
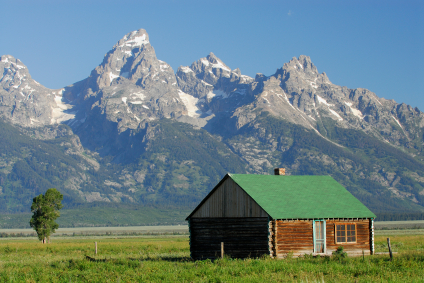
[326, 219, 371, 256]
[274, 220, 314, 258]
[189, 217, 269, 260]
[273, 219, 372, 258]
[269, 220, 277, 258]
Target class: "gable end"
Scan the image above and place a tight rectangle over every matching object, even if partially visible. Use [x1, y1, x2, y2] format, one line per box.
[189, 176, 269, 218]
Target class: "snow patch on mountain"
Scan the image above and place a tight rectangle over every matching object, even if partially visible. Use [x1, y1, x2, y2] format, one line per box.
[181, 66, 193, 73]
[201, 80, 212, 86]
[109, 72, 119, 84]
[392, 116, 403, 129]
[207, 89, 228, 100]
[178, 90, 202, 117]
[344, 102, 364, 119]
[200, 58, 209, 66]
[125, 34, 149, 47]
[316, 95, 333, 106]
[274, 91, 296, 111]
[51, 91, 75, 124]
[159, 61, 170, 71]
[117, 32, 149, 48]
[212, 60, 231, 72]
[240, 75, 253, 83]
[329, 109, 343, 121]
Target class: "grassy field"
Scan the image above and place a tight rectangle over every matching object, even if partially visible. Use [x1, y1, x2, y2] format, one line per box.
[375, 229, 424, 235]
[0, 225, 189, 238]
[0, 232, 423, 282]
[374, 220, 424, 230]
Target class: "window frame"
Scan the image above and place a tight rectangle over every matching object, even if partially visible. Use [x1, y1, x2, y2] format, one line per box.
[335, 223, 357, 244]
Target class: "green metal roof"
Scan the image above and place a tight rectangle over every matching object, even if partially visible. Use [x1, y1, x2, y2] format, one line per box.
[227, 174, 376, 219]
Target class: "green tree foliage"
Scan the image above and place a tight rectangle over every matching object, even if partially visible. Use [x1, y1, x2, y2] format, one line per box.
[29, 188, 63, 243]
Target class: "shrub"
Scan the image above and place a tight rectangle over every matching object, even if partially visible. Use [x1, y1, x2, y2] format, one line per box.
[332, 246, 347, 259]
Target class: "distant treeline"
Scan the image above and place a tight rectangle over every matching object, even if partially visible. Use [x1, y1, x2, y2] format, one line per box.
[375, 212, 424, 221]
[0, 232, 36, 238]
[0, 231, 188, 238]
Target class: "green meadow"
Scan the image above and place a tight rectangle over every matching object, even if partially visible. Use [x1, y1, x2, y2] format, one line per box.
[0, 232, 423, 282]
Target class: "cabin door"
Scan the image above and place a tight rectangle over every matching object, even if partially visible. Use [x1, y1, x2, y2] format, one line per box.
[313, 220, 326, 254]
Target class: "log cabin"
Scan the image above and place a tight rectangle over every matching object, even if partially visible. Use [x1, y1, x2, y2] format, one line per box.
[186, 169, 376, 259]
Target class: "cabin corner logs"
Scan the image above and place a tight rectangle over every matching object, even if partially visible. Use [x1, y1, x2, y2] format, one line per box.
[186, 173, 376, 260]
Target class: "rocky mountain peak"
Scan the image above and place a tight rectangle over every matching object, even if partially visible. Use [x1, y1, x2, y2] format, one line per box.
[177, 52, 253, 100]
[86, 29, 163, 90]
[0, 55, 75, 127]
[0, 55, 32, 89]
[205, 52, 221, 65]
[112, 29, 150, 50]
[189, 52, 232, 78]
[232, 68, 241, 76]
[1, 55, 27, 68]
[272, 55, 331, 93]
[61, 29, 186, 134]
[283, 55, 317, 73]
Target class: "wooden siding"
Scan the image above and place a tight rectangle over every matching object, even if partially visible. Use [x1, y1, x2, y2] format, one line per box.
[191, 178, 268, 218]
[273, 220, 314, 258]
[189, 218, 269, 259]
[326, 219, 371, 256]
[272, 219, 372, 258]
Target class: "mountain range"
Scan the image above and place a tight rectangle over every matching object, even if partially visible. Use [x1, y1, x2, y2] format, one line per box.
[1, 29, 423, 227]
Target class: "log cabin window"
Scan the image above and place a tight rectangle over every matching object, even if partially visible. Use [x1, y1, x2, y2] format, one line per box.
[335, 223, 356, 243]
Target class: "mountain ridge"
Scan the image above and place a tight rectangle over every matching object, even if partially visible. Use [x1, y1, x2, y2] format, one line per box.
[1, 29, 424, 225]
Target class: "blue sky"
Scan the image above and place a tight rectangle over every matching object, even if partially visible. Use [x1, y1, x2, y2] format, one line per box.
[1, 0, 423, 110]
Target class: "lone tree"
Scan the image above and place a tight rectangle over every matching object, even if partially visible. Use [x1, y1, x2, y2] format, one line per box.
[30, 188, 63, 243]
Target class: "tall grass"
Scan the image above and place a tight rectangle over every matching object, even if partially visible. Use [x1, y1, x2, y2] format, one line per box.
[0, 235, 423, 282]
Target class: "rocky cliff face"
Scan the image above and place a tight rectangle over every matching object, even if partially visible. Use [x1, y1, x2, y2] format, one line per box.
[270, 55, 424, 152]
[0, 55, 74, 127]
[176, 54, 424, 158]
[1, 29, 424, 216]
[61, 29, 187, 134]
[174, 52, 255, 127]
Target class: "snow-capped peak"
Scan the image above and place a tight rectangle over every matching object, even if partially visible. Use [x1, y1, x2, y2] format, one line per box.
[114, 29, 150, 49]
[1, 55, 12, 63]
[206, 52, 231, 72]
[180, 66, 193, 73]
